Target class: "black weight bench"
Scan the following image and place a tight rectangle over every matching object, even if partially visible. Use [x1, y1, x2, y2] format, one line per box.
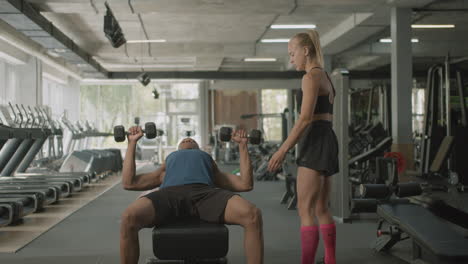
[148, 220, 229, 264]
[375, 203, 468, 264]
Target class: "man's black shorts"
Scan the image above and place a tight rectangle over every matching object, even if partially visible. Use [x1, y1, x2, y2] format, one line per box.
[142, 184, 237, 226]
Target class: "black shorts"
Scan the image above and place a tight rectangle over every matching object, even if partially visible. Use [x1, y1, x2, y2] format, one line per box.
[296, 120, 339, 176]
[143, 184, 237, 226]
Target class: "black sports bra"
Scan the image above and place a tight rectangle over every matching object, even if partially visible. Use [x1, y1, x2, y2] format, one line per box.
[296, 67, 336, 115]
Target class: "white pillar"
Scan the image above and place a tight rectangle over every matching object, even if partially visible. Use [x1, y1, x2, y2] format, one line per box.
[331, 69, 350, 221]
[199, 81, 209, 147]
[391, 7, 414, 171]
[324, 55, 333, 73]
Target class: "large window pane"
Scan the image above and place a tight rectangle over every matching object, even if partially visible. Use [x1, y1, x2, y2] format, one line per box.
[80, 81, 201, 149]
[261, 89, 288, 142]
[168, 115, 200, 146]
[412, 88, 425, 134]
[168, 101, 197, 113]
[261, 89, 288, 113]
[262, 117, 283, 142]
[171, 83, 199, 99]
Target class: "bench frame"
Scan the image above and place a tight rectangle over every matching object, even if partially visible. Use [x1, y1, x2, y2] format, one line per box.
[375, 204, 468, 264]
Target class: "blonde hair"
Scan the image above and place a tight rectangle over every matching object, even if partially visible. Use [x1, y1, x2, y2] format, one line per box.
[293, 30, 324, 68]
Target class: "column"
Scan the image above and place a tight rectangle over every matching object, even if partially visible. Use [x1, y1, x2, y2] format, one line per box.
[391, 7, 414, 172]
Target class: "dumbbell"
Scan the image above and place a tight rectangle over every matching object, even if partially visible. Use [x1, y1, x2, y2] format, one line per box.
[219, 127, 262, 145]
[114, 122, 157, 142]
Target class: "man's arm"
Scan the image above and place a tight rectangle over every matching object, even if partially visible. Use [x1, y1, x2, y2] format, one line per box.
[121, 127, 165, 191]
[213, 131, 253, 192]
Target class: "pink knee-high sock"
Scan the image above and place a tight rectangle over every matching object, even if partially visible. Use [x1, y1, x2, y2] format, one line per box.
[300, 225, 319, 264]
[320, 223, 336, 264]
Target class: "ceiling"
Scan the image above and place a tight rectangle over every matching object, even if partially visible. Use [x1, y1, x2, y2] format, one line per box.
[1, 0, 468, 77]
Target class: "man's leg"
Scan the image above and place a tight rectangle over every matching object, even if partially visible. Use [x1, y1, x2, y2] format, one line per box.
[120, 197, 156, 264]
[223, 195, 263, 264]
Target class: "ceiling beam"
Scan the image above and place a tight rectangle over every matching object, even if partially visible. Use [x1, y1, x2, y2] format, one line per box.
[339, 55, 390, 70]
[30, 0, 296, 15]
[4, 0, 107, 76]
[321, 12, 385, 54]
[348, 69, 428, 79]
[109, 71, 304, 79]
[342, 41, 468, 57]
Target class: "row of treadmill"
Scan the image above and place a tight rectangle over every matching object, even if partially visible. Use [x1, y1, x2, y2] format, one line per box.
[0, 103, 122, 227]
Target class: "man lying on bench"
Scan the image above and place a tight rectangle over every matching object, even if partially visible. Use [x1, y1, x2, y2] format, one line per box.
[120, 126, 264, 264]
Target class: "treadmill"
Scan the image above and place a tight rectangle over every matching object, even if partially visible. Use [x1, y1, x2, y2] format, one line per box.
[3, 105, 93, 184]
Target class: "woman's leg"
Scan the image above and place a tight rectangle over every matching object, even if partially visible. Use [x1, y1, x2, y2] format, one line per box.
[315, 176, 334, 225]
[315, 176, 336, 264]
[296, 166, 322, 264]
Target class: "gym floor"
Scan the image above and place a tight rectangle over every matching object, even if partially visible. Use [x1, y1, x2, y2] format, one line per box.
[0, 164, 412, 264]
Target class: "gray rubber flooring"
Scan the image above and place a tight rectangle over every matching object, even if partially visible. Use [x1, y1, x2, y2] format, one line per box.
[0, 164, 410, 264]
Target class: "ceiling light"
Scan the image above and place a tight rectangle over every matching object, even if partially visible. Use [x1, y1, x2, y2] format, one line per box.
[102, 63, 193, 69]
[244, 58, 277, 62]
[271, 24, 316, 29]
[47, 50, 60, 57]
[379, 38, 419, 43]
[76, 63, 89, 68]
[54, 48, 67, 53]
[81, 79, 138, 84]
[260, 39, 290, 43]
[126, 39, 167, 43]
[411, 24, 455, 29]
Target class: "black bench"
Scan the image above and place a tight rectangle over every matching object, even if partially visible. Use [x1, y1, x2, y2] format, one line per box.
[148, 220, 229, 264]
[376, 203, 468, 264]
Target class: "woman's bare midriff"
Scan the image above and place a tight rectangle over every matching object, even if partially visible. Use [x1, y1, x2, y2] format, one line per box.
[312, 113, 333, 122]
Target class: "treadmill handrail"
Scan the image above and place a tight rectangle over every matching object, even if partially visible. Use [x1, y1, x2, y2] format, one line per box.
[24, 105, 35, 128]
[17, 104, 28, 128]
[8, 102, 20, 128]
[35, 106, 47, 128]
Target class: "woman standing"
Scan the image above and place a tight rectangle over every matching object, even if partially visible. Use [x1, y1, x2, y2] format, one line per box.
[268, 30, 338, 264]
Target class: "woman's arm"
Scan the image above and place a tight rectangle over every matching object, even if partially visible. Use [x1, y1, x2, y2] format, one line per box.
[279, 72, 321, 153]
[267, 72, 321, 172]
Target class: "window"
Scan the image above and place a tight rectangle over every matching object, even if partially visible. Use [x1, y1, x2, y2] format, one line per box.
[43, 77, 65, 120]
[261, 89, 288, 142]
[412, 88, 425, 134]
[166, 83, 201, 145]
[170, 83, 199, 99]
[80, 81, 202, 148]
[0, 59, 20, 105]
[168, 100, 198, 113]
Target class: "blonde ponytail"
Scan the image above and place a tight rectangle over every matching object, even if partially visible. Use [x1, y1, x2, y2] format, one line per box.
[307, 30, 324, 67]
[293, 29, 324, 67]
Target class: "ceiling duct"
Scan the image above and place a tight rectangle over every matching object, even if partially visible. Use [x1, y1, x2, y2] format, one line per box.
[0, 0, 108, 78]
